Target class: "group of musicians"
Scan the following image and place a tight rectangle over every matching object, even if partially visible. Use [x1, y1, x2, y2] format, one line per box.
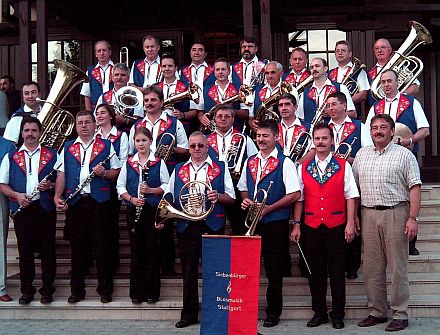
[0, 32, 429, 332]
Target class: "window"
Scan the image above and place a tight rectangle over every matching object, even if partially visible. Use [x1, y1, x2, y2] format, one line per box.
[289, 29, 347, 69]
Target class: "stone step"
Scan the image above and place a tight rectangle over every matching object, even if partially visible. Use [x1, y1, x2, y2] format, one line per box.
[5, 272, 440, 299]
[0, 294, 438, 320]
[421, 184, 440, 200]
[419, 200, 440, 216]
[418, 216, 440, 234]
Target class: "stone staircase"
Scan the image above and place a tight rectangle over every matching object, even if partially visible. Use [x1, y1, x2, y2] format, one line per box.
[1, 184, 439, 320]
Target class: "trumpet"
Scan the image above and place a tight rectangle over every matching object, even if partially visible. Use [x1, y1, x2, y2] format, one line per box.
[341, 57, 367, 96]
[154, 132, 176, 163]
[245, 181, 273, 236]
[163, 82, 201, 107]
[132, 162, 150, 233]
[226, 126, 247, 179]
[114, 86, 142, 120]
[333, 137, 358, 160]
[289, 131, 313, 163]
[155, 180, 215, 228]
[199, 84, 254, 133]
[10, 167, 59, 219]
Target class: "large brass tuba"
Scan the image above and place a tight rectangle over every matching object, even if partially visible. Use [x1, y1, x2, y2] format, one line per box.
[114, 86, 142, 120]
[38, 59, 88, 151]
[163, 82, 201, 107]
[155, 180, 215, 227]
[341, 57, 367, 96]
[371, 20, 432, 100]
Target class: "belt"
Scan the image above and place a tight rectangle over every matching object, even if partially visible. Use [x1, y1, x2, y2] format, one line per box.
[365, 205, 394, 210]
[80, 193, 91, 198]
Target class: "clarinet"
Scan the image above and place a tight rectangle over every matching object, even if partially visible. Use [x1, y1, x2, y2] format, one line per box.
[11, 167, 59, 219]
[63, 152, 115, 204]
[132, 161, 150, 233]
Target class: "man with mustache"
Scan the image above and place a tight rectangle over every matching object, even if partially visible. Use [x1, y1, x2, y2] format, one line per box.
[80, 40, 114, 111]
[365, 69, 429, 255]
[3, 81, 42, 145]
[296, 58, 356, 125]
[129, 35, 162, 94]
[291, 123, 359, 329]
[0, 75, 21, 118]
[353, 114, 421, 332]
[0, 117, 58, 305]
[238, 120, 301, 328]
[129, 85, 188, 276]
[95, 63, 143, 133]
[232, 36, 267, 86]
[283, 47, 311, 88]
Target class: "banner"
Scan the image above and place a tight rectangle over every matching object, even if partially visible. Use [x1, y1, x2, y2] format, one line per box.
[200, 235, 261, 335]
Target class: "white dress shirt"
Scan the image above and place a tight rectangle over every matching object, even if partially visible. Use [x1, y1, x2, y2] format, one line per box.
[80, 61, 115, 98]
[280, 118, 304, 156]
[128, 56, 161, 87]
[3, 104, 40, 144]
[96, 126, 129, 165]
[328, 116, 373, 148]
[94, 87, 144, 118]
[214, 128, 258, 162]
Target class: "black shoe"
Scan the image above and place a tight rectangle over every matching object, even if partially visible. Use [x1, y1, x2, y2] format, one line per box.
[18, 295, 34, 305]
[146, 298, 158, 304]
[101, 295, 112, 303]
[307, 313, 329, 327]
[67, 294, 85, 304]
[346, 271, 358, 280]
[409, 247, 420, 255]
[263, 316, 280, 327]
[40, 295, 53, 304]
[131, 298, 142, 304]
[385, 319, 408, 331]
[332, 319, 345, 329]
[358, 315, 388, 327]
[175, 319, 197, 328]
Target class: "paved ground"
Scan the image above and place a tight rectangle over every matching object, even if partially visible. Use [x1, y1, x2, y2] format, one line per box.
[0, 318, 439, 335]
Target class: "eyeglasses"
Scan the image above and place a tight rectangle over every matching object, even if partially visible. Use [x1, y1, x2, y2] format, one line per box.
[189, 143, 205, 149]
[215, 114, 232, 119]
[77, 120, 93, 126]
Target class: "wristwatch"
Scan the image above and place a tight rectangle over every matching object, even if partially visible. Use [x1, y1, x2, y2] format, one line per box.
[409, 215, 419, 221]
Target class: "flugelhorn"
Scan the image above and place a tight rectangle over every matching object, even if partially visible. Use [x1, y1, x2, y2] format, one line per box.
[226, 126, 247, 179]
[163, 82, 201, 107]
[289, 131, 313, 163]
[295, 75, 313, 95]
[334, 136, 358, 160]
[154, 132, 176, 163]
[199, 84, 254, 133]
[154, 180, 215, 227]
[371, 20, 432, 100]
[114, 86, 142, 120]
[245, 181, 273, 236]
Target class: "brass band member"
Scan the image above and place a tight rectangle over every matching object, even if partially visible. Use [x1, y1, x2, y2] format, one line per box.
[296, 58, 356, 124]
[206, 104, 258, 234]
[291, 123, 359, 330]
[54, 110, 121, 304]
[238, 120, 301, 328]
[116, 127, 169, 304]
[283, 47, 311, 87]
[165, 131, 235, 328]
[232, 36, 267, 86]
[0, 118, 58, 305]
[80, 40, 114, 111]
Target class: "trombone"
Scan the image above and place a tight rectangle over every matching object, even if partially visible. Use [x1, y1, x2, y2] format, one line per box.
[245, 181, 273, 236]
[333, 137, 358, 160]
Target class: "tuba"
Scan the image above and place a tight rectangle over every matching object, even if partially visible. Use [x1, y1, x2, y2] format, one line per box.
[155, 180, 215, 227]
[226, 126, 247, 179]
[163, 82, 201, 107]
[333, 136, 358, 160]
[255, 81, 296, 123]
[114, 86, 142, 120]
[38, 59, 88, 151]
[371, 20, 432, 100]
[199, 84, 254, 133]
[245, 181, 273, 236]
[154, 132, 176, 163]
[341, 57, 367, 96]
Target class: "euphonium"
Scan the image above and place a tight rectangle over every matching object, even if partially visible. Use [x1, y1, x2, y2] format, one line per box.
[226, 126, 247, 179]
[38, 59, 88, 151]
[333, 136, 358, 160]
[245, 181, 273, 236]
[371, 20, 432, 100]
[255, 81, 296, 122]
[289, 131, 313, 163]
[199, 84, 254, 133]
[163, 82, 201, 107]
[154, 180, 215, 227]
[114, 86, 142, 120]
[154, 132, 176, 163]
[341, 57, 367, 96]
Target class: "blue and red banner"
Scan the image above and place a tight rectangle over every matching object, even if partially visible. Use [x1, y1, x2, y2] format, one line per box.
[201, 235, 261, 335]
